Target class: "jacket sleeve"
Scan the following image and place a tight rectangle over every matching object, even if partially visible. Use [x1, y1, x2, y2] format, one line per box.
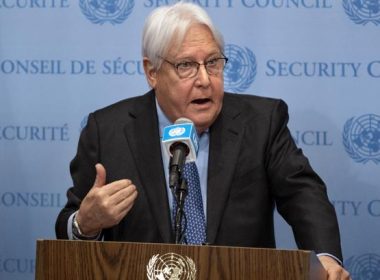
[55, 113, 100, 239]
[265, 100, 342, 261]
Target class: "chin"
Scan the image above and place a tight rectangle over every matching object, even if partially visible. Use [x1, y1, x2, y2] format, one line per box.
[193, 119, 213, 133]
[188, 111, 219, 132]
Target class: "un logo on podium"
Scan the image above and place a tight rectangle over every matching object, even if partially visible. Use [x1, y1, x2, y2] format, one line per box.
[147, 253, 196, 280]
[345, 253, 380, 280]
[343, 114, 380, 164]
[343, 0, 380, 25]
[79, 0, 134, 25]
[223, 44, 257, 93]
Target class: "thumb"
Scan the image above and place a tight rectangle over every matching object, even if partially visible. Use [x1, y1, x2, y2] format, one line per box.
[93, 163, 106, 188]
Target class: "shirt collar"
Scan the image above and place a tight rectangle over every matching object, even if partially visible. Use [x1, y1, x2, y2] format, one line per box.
[155, 98, 172, 138]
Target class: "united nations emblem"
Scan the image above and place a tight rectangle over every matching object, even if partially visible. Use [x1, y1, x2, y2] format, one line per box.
[344, 253, 380, 279]
[223, 44, 257, 93]
[146, 253, 196, 280]
[343, 114, 380, 164]
[79, 0, 134, 25]
[169, 127, 186, 137]
[343, 0, 380, 25]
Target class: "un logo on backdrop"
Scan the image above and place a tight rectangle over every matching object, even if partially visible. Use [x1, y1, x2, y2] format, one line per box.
[223, 44, 256, 93]
[343, 114, 380, 164]
[343, 0, 380, 25]
[79, 0, 134, 25]
[344, 253, 380, 279]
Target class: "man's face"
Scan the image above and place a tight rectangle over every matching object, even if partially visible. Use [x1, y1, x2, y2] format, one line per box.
[144, 24, 224, 133]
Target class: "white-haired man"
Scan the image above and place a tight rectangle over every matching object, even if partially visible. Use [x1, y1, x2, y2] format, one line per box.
[56, 2, 350, 279]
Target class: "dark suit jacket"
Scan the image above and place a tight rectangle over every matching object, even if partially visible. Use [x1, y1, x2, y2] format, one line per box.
[55, 90, 342, 261]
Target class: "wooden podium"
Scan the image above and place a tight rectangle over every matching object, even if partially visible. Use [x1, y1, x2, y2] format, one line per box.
[36, 239, 327, 279]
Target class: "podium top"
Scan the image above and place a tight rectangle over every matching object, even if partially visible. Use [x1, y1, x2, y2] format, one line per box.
[36, 239, 327, 280]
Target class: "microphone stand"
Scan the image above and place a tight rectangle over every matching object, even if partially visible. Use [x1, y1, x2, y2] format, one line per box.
[168, 152, 189, 244]
[174, 177, 188, 244]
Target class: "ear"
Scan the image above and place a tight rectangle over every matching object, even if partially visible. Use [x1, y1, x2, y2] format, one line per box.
[143, 57, 158, 88]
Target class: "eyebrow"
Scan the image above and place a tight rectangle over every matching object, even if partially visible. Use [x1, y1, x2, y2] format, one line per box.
[174, 52, 221, 62]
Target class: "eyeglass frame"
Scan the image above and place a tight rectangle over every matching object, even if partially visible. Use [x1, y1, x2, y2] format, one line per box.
[158, 55, 229, 79]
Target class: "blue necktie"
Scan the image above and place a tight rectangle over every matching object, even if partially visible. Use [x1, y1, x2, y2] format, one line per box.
[173, 162, 206, 244]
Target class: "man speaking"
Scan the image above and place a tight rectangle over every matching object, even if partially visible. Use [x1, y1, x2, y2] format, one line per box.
[56, 2, 350, 279]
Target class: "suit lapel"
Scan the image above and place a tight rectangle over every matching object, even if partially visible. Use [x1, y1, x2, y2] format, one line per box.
[122, 92, 246, 244]
[123, 91, 173, 243]
[207, 95, 245, 244]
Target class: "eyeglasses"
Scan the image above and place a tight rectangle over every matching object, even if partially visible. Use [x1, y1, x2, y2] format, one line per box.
[159, 55, 228, 79]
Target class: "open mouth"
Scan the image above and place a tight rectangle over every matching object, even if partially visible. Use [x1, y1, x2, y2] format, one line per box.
[191, 98, 211, 105]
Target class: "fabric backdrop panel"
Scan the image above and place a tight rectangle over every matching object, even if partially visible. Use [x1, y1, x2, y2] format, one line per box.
[1, 1, 379, 279]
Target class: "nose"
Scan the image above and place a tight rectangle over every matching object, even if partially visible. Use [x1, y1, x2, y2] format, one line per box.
[195, 64, 211, 87]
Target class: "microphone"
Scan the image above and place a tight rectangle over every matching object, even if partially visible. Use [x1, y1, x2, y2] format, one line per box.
[162, 118, 199, 189]
[162, 118, 199, 244]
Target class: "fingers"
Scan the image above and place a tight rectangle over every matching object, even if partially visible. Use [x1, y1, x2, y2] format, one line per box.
[319, 255, 351, 280]
[79, 163, 139, 232]
[105, 182, 138, 220]
[114, 185, 138, 211]
[93, 163, 106, 188]
[326, 268, 351, 280]
[94, 178, 138, 211]
[342, 270, 351, 280]
[91, 184, 137, 227]
[111, 190, 139, 223]
[92, 163, 134, 196]
[326, 269, 342, 280]
[105, 179, 134, 196]
[108, 182, 137, 205]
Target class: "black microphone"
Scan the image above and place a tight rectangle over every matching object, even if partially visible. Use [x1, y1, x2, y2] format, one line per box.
[169, 142, 189, 189]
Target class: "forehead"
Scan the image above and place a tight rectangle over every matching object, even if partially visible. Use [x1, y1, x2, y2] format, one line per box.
[168, 24, 220, 58]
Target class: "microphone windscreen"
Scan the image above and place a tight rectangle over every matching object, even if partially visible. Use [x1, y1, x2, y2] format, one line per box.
[175, 117, 192, 124]
[162, 118, 199, 162]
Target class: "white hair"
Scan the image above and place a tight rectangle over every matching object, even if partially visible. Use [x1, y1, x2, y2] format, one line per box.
[142, 1, 224, 70]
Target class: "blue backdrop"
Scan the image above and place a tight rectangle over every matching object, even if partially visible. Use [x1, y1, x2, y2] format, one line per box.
[1, 1, 380, 279]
